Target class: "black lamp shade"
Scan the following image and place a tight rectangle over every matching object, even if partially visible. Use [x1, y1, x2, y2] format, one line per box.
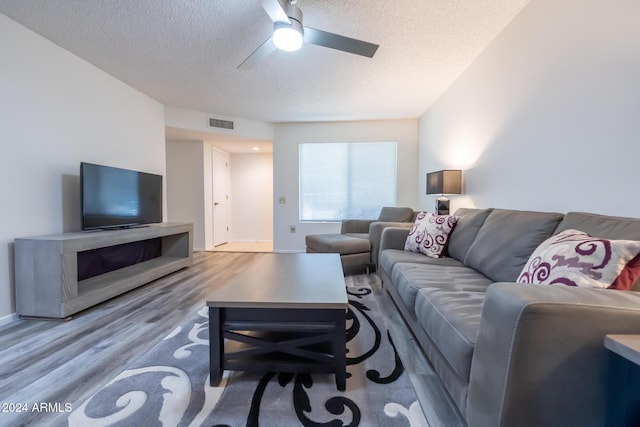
[426, 170, 462, 195]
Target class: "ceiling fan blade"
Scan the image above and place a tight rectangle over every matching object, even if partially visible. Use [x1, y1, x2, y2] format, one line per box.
[259, 0, 290, 23]
[303, 27, 379, 58]
[237, 37, 277, 69]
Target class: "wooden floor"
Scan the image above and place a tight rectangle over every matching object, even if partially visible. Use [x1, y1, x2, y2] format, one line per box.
[0, 252, 464, 427]
[209, 240, 273, 253]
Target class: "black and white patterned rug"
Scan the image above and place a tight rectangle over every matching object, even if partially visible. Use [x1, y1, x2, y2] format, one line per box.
[67, 286, 427, 426]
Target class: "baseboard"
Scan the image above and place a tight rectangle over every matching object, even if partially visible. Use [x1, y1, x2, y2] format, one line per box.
[0, 312, 18, 327]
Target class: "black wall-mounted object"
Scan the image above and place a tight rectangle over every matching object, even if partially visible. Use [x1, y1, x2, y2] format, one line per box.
[81, 162, 163, 230]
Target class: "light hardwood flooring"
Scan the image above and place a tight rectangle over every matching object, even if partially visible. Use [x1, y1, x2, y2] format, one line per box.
[209, 240, 273, 253]
[0, 252, 464, 427]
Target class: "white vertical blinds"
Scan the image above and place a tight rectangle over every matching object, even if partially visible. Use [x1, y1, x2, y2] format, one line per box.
[299, 141, 397, 221]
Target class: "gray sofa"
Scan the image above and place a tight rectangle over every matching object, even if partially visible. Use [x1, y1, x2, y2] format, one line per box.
[305, 206, 415, 273]
[379, 208, 640, 427]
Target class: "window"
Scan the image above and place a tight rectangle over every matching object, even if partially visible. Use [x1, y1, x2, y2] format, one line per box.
[299, 141, 397, 221]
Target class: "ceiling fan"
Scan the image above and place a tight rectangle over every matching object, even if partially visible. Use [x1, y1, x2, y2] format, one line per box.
[238, 0, 379, 69]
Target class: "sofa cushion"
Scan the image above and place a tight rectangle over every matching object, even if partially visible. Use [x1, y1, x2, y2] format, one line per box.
[448, 208, 494, 262]
[390, 262, 492, 318]
[377, 206, 415, 222]
[404, 212, 458, 258]
[464, 209, 564, 282]
[517, 229, 640, 289]
[344, 232, 370, 240]
[556, 211, 640, 241]
[380, 249, 464, 278]
[305, 234, 370, 255]
[414, 287, 486, 382]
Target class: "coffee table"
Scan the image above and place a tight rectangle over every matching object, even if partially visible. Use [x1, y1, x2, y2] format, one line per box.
[207, 253, 348, 390]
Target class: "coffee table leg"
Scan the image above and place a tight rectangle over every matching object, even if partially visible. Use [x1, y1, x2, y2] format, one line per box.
[209, 307, 223, 386]
[334, 310, 347, 391]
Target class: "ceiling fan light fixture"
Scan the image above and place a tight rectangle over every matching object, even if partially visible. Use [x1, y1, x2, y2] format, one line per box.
[273, 21, 303, 52]
[238, 0, 379, 69]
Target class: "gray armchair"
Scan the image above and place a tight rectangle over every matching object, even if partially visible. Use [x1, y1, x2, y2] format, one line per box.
[305, 207, 415, 274]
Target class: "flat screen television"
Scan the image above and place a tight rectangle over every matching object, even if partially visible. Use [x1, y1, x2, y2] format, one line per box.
[81, 162, 163, 230]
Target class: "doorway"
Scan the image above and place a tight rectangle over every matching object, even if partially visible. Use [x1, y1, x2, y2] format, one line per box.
[165, 134, 273, 252]
[210, 149, 274, 253]
[211, 148, 230, 247]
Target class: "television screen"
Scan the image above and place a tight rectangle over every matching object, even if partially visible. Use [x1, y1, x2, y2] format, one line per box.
[81, 162, 163, 230]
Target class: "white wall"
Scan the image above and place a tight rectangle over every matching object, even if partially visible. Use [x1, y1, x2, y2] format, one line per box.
[166, 141, 206, 250]
[165, 106, 274, 140]
[230, 153, 273, 241]
[0, 14, 165, 320]
[418, 0, 640, 217]
[273, 119, 419, 252]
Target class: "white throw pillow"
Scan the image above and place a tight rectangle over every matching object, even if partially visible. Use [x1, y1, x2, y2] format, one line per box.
[404, 212, 459, 258]
[517, 228, 640, 289]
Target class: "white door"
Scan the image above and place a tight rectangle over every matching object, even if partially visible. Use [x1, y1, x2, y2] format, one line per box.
[212, 149, 230, 246]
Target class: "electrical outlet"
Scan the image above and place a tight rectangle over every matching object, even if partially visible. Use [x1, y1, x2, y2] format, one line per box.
[290, 225, 296, 233]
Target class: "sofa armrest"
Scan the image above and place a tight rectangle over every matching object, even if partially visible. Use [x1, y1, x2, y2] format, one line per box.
[467, 283, 640, 427]
[369, 222, 414, 264]
[340, 219, 374, 234]
[379, 227, 411, 253]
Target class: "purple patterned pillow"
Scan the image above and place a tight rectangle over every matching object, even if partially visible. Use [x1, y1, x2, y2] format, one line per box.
[404, 212, 459, 258]
[517, 229, 640, 288]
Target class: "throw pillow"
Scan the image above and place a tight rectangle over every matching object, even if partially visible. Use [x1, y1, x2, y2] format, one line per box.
[517, 229, 640, 289]
[610, 253, 640, 291]
[404, 212, 459, 258]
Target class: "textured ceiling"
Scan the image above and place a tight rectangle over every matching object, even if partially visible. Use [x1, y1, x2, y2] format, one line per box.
[0, 0, 529, 123]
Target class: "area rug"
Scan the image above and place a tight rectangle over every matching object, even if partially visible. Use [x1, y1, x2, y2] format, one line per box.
[67, 286, 427, 426]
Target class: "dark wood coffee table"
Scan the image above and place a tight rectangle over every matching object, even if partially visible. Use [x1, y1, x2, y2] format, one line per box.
[207, 253, 348, 390]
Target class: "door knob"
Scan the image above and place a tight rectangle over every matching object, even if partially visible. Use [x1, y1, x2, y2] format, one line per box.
[214, 202, 219, 206]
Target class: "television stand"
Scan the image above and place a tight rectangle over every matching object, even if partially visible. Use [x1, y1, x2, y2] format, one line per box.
[14, 222, 193, 319]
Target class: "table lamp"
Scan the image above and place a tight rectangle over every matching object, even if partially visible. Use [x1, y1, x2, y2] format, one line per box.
[426, 170, 462, 215]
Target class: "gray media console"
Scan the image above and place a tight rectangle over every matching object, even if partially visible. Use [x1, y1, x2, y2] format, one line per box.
[15, 222, 193, 319]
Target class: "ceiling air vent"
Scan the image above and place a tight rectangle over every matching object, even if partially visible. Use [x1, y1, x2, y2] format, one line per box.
[209, 117, 234, 130]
